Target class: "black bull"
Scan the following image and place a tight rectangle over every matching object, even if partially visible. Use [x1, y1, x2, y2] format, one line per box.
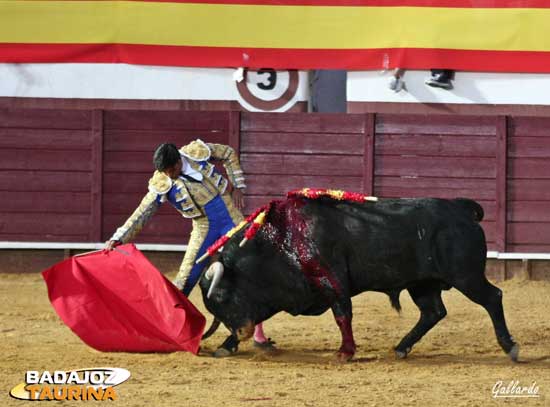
[199, 196, 518, 361]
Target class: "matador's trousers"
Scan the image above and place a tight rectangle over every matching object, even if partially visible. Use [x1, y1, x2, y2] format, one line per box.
[174, 194, 243, 296]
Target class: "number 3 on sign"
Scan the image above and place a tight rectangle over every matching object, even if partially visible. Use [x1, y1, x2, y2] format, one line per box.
[256, 68, 277, 90]
[236, 68, 299, 112]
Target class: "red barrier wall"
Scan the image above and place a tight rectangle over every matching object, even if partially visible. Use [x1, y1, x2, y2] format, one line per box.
[1, 107, 549, 253]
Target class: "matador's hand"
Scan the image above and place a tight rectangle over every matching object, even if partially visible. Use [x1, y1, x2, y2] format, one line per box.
[104, 240, 119, 251]
[232, 189, 245, 211]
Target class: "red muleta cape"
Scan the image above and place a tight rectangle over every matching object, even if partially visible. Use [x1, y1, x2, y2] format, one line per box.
[42, 244, 205, 354]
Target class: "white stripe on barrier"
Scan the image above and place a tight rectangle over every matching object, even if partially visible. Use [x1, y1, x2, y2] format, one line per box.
[0, 242, 187, 252]
[0, 242, 549, 259]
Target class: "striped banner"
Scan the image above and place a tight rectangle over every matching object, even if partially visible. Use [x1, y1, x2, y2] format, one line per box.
[1, 1, 550, 71]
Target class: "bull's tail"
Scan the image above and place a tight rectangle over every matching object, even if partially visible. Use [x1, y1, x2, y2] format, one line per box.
[202, 318, 221, 340]
[388, 290, 402, 313]
[453, 198, 484, 222]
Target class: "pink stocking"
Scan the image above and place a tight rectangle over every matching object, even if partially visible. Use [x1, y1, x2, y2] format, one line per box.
[253, 322, 267, 343]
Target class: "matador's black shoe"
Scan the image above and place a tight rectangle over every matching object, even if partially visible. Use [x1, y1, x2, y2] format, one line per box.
[253, 338, 277, 351]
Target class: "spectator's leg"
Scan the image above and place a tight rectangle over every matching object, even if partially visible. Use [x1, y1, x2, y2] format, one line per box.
[389, 68, 406, 92]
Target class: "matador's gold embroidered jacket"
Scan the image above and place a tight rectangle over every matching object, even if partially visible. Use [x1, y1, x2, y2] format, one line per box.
[110, 139, 246, 243]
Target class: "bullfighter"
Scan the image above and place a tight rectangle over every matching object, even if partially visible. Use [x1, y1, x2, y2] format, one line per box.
[104, 140, 274, 351]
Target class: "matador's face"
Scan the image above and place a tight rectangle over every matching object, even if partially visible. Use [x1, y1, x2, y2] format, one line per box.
[163, 158, 183, 180]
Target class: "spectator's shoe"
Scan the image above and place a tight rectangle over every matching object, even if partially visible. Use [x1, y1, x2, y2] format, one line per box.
[425, 74, 453, 90]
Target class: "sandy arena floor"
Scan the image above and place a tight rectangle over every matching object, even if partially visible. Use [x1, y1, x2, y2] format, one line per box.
[1, 271, 549, 406]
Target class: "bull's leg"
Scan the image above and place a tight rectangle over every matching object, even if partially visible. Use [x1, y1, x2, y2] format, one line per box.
[331, 297, 356, 362]
[453, 277, 518, 361]
[395, 285, 447, 359]
[213, 321, 254, 357]
[213, 334, 240, 358]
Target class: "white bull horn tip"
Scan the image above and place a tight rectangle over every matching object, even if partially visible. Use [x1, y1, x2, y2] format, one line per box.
[239, 238, 248, 247]
[206, 262, 224, 299]
[205, 261, 223, 280]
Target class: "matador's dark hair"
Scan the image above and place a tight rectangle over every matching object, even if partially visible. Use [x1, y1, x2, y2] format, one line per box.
[153, 143, 180, 171]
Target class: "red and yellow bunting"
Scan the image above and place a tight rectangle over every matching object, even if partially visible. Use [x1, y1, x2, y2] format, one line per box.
[2, 0, 550, 71]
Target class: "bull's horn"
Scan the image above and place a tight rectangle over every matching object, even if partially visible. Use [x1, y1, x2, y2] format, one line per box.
[239, 237, 248, 247]
[206, 261, 224, 299]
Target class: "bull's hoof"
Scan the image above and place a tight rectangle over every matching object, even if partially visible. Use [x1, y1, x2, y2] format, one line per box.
[394, 347, 411, 359]
[213, 347, 234, 358]
[508, 344, 520, 362]
[214, 334, 239, 358]
[335, 352, 354, 363]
